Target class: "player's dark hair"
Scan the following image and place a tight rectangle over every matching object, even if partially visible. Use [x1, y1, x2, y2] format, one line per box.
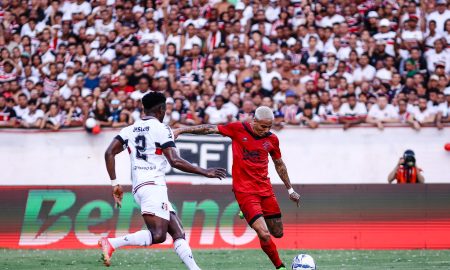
[142, 92, 166, 112]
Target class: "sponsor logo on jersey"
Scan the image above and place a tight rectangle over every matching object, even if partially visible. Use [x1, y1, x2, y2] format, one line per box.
[133, 126, 150, 132]
[242, 148, 262, 162]
[133, 165, 156, 170]
[262, 141, 271, 151]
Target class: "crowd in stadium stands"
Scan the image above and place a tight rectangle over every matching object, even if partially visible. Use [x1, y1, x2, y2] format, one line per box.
[0, 0, 449, 131]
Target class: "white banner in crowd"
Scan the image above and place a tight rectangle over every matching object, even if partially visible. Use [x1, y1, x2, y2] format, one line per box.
[0, 127, 449, 185]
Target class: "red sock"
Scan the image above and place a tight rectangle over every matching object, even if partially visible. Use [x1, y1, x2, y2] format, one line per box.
[260, 237, 283, 268]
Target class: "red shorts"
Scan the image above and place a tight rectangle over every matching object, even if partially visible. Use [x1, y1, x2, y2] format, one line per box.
[234, 191, 282, 226]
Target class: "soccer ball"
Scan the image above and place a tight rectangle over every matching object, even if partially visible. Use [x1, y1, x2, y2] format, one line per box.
[291, 254, 316, 270]
[85, 118, 97, 129]
[85, 118, 101, 134]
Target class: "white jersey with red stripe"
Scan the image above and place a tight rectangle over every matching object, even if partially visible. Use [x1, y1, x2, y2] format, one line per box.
[116, 118, 175, 193]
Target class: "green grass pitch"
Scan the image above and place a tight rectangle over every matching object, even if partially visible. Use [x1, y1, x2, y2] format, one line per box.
[1, 249, 449, 269]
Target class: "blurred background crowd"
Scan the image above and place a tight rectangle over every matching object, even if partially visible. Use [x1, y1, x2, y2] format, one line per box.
[0, 0, 449, 131]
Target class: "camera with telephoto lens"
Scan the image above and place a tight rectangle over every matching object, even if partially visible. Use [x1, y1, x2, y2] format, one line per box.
[403, 150, 416, 168]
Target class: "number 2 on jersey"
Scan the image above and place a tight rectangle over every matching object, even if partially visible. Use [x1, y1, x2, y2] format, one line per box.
[135, 135, 147, 161]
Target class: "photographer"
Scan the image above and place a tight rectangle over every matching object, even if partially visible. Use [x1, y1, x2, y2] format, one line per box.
[388, 150, 425, 184]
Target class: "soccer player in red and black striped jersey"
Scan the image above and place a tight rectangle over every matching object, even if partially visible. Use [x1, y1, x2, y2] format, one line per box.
[174, 106, 301, 270]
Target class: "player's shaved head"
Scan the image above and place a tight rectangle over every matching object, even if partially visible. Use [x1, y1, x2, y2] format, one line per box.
[254, 106, 274, 120]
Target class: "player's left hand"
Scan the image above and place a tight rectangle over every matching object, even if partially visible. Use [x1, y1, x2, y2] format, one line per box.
[204, 167, 227, 179]
[112, 184, 123, 208]
[289, 191, 301, 207]
[173, 129, 181, 139]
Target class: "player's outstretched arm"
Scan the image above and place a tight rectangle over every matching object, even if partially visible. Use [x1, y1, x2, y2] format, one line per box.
[105, 138, 125, 208]
[163, 146, 227, 179]
[273, 158, 301, 207]
[173, 124, 220, 139]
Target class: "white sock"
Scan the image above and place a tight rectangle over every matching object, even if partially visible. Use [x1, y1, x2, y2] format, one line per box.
[173, 238, 201, 270]
[108, 230, 152, 249]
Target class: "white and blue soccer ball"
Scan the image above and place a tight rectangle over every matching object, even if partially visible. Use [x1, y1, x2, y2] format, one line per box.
[291, 254, 316, 270]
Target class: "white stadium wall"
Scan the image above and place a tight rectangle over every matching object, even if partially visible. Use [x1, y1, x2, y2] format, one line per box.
[0, 127, 449, 185]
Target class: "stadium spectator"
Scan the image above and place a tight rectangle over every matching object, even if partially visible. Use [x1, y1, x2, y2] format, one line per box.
[295, 102, 320, 129]
[279, 90, 300, 125]
[13, 93, 29, 119]
[410, 96, 437, 129]
[395, 98, 416, 128]
[339, 93, 367, 130]
[130, 77, 152, 101]
[40, 103, 63, 130]
[20, 99, 43, 128]
[0, 0, 448, 132]
[63, 99, 84, 127]
[366, 95, 399, 130]
[112, 109, 133, 128]
[0, 96, 17, 127]
[436, 89, 449, 127]
[204, 95, 232, 124]
[237, 100, 255, 121]
[93, 98, 112, 127]
[322, 95, 341, 124]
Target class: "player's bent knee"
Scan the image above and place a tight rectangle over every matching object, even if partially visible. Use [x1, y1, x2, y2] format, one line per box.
[151, 231, 167, 244]
[256, 229, 271, 242]
[153, 235, 167, 244]
[259, 232, 271, 242]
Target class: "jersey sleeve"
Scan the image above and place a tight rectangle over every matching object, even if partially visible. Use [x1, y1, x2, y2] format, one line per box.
[217, 121, 241, 138]
[269, 135, 282, 160]
[155, 124, 176, 149]
[116, 127, 130, 147]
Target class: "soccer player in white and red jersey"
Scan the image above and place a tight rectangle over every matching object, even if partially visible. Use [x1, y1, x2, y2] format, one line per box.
[100, 92, 226, 269]
[174, 106, 301, 270]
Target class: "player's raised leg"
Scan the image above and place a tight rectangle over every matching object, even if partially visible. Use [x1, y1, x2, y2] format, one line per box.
[168, 212, 201, 270]
[251, 217, 285, 269]
[99, 215, 169, 266]
[235, 191, 285, 269]
[99, 229, 153, 266]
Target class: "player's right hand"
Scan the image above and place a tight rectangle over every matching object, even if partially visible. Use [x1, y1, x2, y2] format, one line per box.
[204, 168, 227, 179]
[289, 191, 301, 207]
[112, 184, 123, 208]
